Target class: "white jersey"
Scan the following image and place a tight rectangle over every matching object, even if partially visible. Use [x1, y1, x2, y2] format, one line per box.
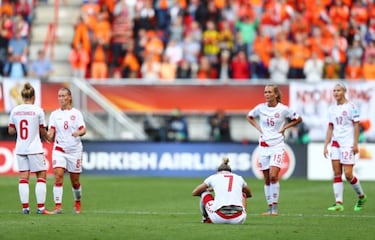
[9, 103, 46, 154]
[204, 171, 247, 211]
[48, 108, 85, 152]
[248, 102, 300, 146]
[328, 101, 360, 147]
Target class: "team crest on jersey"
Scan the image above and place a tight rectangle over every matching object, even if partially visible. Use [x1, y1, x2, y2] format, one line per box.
[342, 111, 347, 116]
[71, 115, 76, 120]
[274, 113, 280, 118]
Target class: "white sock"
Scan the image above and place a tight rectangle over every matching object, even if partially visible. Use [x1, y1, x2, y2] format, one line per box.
[53, 184, 63, 205]
[350, 177, 365, 197]
[35, 178, 47, 208]
[72, 186, 82, 201]
[333, 181, 344, 203]
[270, 182, 280, 204]
[264, 184, 271, 206]
[18, 179, 29, 208]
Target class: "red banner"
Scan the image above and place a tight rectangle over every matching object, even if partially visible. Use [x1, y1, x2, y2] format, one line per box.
[1, 82, 289, 113]
[91, 84, 290, 114]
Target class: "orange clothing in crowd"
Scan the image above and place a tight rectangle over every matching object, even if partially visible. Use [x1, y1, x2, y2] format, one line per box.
[69, 46, 90, 71]
[91, 44, 108, 79]
[362, 62, 375, 80]
[81, 1, 100, 30]
[144, 33, 164, 62]
[273, 39, 291, 59]
[329, 1, 350, 30]
[214, 0, 225, 9]
[121, 52, 140, 77]
[0, 1, 13, 16]
[73, 20, 91, 53]
[253, 34, 272, 67]
[289, 42, 310, 69]
[351, 2, 369, 26]
[92, 15, 112, 45]
[99, 0, 115, 14]
[345, 63, 362, 81]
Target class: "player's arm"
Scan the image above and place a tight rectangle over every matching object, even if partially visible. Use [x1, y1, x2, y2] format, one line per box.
[352, 121, 360, 154]
[40, 126, 51, 143]
[192, 183, 209, 196]
[8, 124, 16, 135]
[280, 115, 303, 135]
[72, 125, 86, 137]
[47, 126, 56, 142]
[242, 185, 252, 198]
[246, 115, 263, 134]
[323, 123, 333, 158]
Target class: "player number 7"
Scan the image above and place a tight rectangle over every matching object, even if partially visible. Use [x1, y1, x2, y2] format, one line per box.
[224, 175, 233, 192]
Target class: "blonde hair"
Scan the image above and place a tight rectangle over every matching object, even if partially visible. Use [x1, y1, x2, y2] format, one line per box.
[21, 82, 35, 100]
[266, 84, 282, 103]
[217, 157, 231, 172]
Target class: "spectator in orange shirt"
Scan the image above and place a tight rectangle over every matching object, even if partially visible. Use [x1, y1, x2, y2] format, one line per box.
[350, 0, 368, 36]
[323, 56, 341, 80]
[91, 9, 111, 60]
[362, 55, 375, 80]
[69, 43, 90, 79]
[345, 57, 363, 81]
[72, 16, 91, 53]
[144, 30, 164, 62]
[252, 28, 272, 69]
[288, 33, 310, 79]
[303, 0, 330, 28]
[121, 41, 140, 78]
[329, 0, 350, 30]
[307, 27, 329, 61]
[81, 0, 100, 31]
[0, 0, 14, 18]
[273, 31, 291, 59]
[90, 40, 108, 79]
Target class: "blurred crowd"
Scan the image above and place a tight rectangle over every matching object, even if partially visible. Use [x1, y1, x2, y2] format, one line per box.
[0, 0, 53, 80]
[2, 0, 375, 82]
[69, 0, 375, 82]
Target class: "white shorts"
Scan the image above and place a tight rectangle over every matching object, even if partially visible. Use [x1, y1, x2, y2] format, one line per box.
[52, 149, 83, 173]
[258, 141, 285, 170]
[16, 153, 47, 173]
[330, 146, 356, 165]
[203, 193, 247, 224]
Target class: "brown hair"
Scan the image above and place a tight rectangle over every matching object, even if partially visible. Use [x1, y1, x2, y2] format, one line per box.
[217, 157, 231, 172]
[21, 82, 35, 100]
[59, 87, 73, 105]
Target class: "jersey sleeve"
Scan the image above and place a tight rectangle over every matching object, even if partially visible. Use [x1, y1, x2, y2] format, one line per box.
[248, 104, 261, 118]
[76, 109, 86, 129]
[38, 107, 47, 128]
[350, 102, 360, 122]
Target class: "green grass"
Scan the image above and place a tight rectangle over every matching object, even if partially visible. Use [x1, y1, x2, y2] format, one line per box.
[0, 176, 374, 240]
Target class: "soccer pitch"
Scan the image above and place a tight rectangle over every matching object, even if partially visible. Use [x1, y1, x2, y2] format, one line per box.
[0, 176, 374, 240]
